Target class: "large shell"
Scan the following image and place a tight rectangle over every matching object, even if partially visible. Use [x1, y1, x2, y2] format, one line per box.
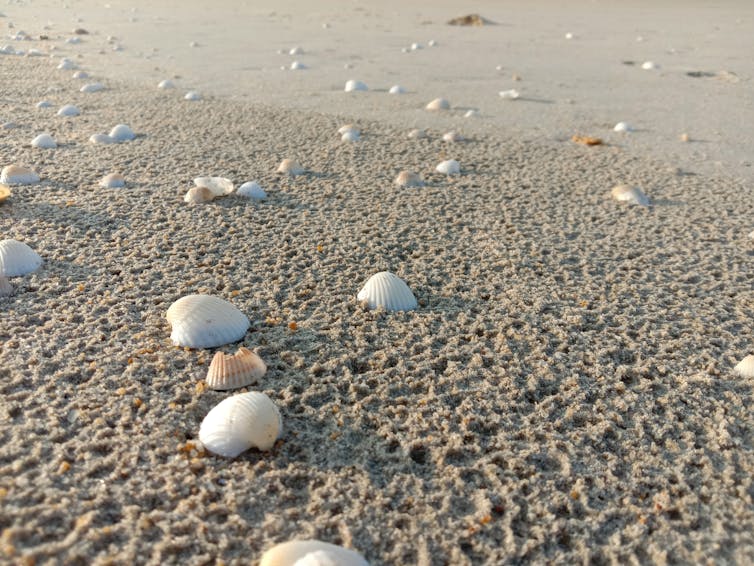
[357, 271, 417, 311]
[31, 133, 56, 149]
[237, 181, 267, 200]
[0, 239, 43, 277]
[277, 159, 305, 176]
[194, 176, 234, 196]
[611, 185, 650, 206]
[109, 124, 135, 142]
[426, 97, 450, 111]
[199, 392, 282, 457]
[394, 171, 423, 188]
[734, 355, 754, 378]
[184, 186, 215, 204]
[100, 173, 125, 188]
[0, 165, 40, 185]
[344, 80, 368, 92]
[260, 540, 369, 566]
[166, 294, 250, 348]
[206, 347, 267, 390]
[57, 104, 80, 117]
[436, 160, 460, 175]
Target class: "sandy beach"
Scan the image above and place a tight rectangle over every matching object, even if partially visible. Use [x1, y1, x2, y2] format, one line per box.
[1, 1, 753, 564]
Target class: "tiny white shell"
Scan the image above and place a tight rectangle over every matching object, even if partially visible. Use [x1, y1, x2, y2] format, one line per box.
[344, 80, 368, 92]
[89, 133, 114, 144]
[565, 32, 574, 40]
[31, 133, 56, 149]
[199, 392, 282, 457]
[613, 122, 632, 132]
[166, 294, 250, 348]
[237, 181, 267, 200]
[734, 355, 754, 378]
[260, 540, 369, 566]
[389, 85, 406, 94]
[0, 276, 12, 297]
[426, 97, 449, 111]
[641, 61, 658, 70]
[499, 89, 520, 99]
[289, 46, 304, 55]
[436, 159, 460, 175]
[410, 42, 422, 51]
[184, 186, 215, 204]
[0, 239, 43, 277]
[442, 131, 463, 143]
[206, 347, 267, 390]
[57, 58, 76, 70]
[57, 104, 80, 117]
[100, 173, 125, 188]
[357, 271, 417, 311]
[80, 82, 104, 93]
[72, 70, 89, 79]
[464, 109, 479, 118]
[408, 129, 427, 140]
[158, 79, 175, 89]
[338, 124, 358, 135]
[341, 130, 359, 142]
[65, 36, 81, 44]
[36, 101, 52, 109]
[428, 39, 437, 47]
[108, 124, 135, 142]
[394, 171, 423, 188]
[277, 159, 305, 176]
[290, 61, 307, 70]
[185, 91, 202, 101]
[194, 177, 234, 196]
[611, 185, 650, 206]
[0, 165, 40, 185]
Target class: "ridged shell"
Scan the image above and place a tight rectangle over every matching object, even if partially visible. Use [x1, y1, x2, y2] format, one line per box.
[0, 276, 12, 297]
[206, 347, 267, 390]
[436, 160, 460, 175]
[31, 133, 56, 148]
[734, 355, 754, 378]
[0, 165, 39, 185]
[199, 392, 282, 457]
[260, 540, 369, 566]
[426, 97, 449, 111]
[184, 186, 215, 203]
[394, 171, 423, 188]
[357, 271, 417, 311]
[166, 294, 250, 348]
[0, 239, 43, 277]
[277, 159, 305, 176]
[194, 177, 234, 196]
[80, 82, 104, 93]
[611, 185, 650, 206]
[109, 124, 135, 142]
[237, 181, 267, 200]
[344, 80, 368, 92]
[57, 104, 80, 117]
[100, 173, 125, 188]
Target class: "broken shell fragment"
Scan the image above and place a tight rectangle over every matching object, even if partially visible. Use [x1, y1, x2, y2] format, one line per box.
[357, 271, 417, 312]
[734, 355, 754, 378]
[260, 540, 369, 566]
[31, 133, 56, 149]
[167, 294, 250, 348]
[100, 173, 125, 188]
[206, 347, 267, 391]
[0, 239, 43, 277]
[199, 392, 282, 457]
[344, 80, 368, 92]
[194, 177, 234, 196]
[277, 159, 305, 176]
[57, 104, 80, 117]
[499, 89, 520, 99]
[426, 97, 450, 111]
[436, 159, 460, 175]
[0, 165, 40, 185]
[611, 185, 650, 206]
[184, 186, 215, 204]
[394, 171, 423, 188]
[80, 82, 104, 93]
[237, 181, 267, 200]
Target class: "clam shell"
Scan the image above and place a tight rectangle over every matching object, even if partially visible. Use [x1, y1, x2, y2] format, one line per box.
[109, 124, 135, 142]
[199, 392, 282, 457]
[277, 159, 305, 176]
[499, 89, 520, 99]
[260, 540, 369, 566]
[158, 79, 175, 89]
[206, 347, 267, 390]
[100, 173, 125, 188]
[611, 185, 650, 206]
[0, 165, 40, 185]
[166, 294, 250, 348]
[31, 133, 56, 148]
[237, 181, 267, 200]
[0, 239, 43, 277]
[57, 104, 80, 117]
[344, 80, 368, 92]
[185, 91, 202, 101]
[0, 276, 12, 297]
[426, 97, 450, 111]
[357, 271, 417, 311]
[0, 184, 10, 204]
[389, 85, 406, 94]
[80, 82, 104, 93]
[394, 171, 423, 188]
[194, 176, 234, 196]
[89, 133, 114, 144]
[442, 131, 463, 143]
[613, 122, 632, 132]
[184, 186, 215, 204]
[436, 159, 460, 175]
[734, 355, 754, 378]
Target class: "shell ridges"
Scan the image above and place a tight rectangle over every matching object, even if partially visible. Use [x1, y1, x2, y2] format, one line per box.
[357, 271, 417, 311]
[0, 239, 43, 277]
[167, 294, 250, 348]
[260, 540, 369, 566]
[206, 347, 267, 390]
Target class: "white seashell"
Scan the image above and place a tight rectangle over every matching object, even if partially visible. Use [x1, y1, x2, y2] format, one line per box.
[734, 355, 754, 378]
[611, 185, 650, 206]
[464, 109, 479, 118]
[338, 124, 358, 135]
[206, 347, 267, 390]
[289, 46, 304, 55]
[436, 159, 460, 175]
[290, 61, 307, 70]
[108, 124, 135, 142]
[344, 80, 368, 92]
[237, 181, 267, 200]
[184, 186, 215, 204]
[277, 159, 305, 176]
[388, 85, 406, 94]
[410, 42, 422, 50]
[194, 176, 234, 196]
[57, 58, 77, 70]
[36, 100, 52, 109]
[613, 122, 633, 133]
[0, 239, 43, 277]
[0, 276, 12, 297]
[157, 79, 175, 89]
[72, 70, 89, 79]
[0, 165, 40, 185]
[641, 61, 658, 70]
[358, 272, 417, 311]
[185, 91, 202, 101]
[89, 133, 114, 144]
[408, 129, 427, 140]
[100, 173, 124, 188]
[426, 97, 449, 111]
[442, 131, 463, 143]
[565, 32, 574, 39]
[748, 230, 754, 240]
[199, 392, 282, 457]
[57, 104, 80, 117]
[166, 294, 250, 348]
[31, 133, 56, 149]
[80, 82, 104, 93]
[341, 130, 359, 142]
[499, 89, 520, 99]
[260, 540, 369, 566]
[65, 36, 81, 44]
[394, 171, 423, 188]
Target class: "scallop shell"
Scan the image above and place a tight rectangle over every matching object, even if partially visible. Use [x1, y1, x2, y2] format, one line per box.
[0, 275, 12, 297]
[89, 133, 114, 144]
[185, 91, 202, 101]
[31, 133, 56, 148]
[290, 61, 307, 70]
[36, 101, 52, 109]
[72, 70, 89, 79]
[260, 540, 369, 566]
[100, 173, 125, 188]
[344, 80, 368, 92]
[57, 104, 80, 117]
[389, 85, 406, 94]
[341, 130, 359, 142]
[436, 159, 460, 175]
[734, 355, 754, 378]
[166, 294, 250, 348]
[206, 347, 267, 390]
[611, 185, 650, 206]
[184, 186, 215, 204]
[357, 271, 417, 311]
[499, 89, 520, 99]
[394, 171, 423, 188]
[237, 181, 267, 200]
[0, 184, 10, 204]
[613, 122, 632, 132]
[0, 239, 43, 277]
[277, 159, 305, 176]
[426, 97, 449, 111]
[109, 124, 135, 142]
[442, 131, 463, 143]
[199, 392, 282, 457]
[408, 129, 427, 140]
[194, 177, 234, 196]
[158, 79, 175, 89]
[80, 82, 104, 93]
[0, 165, 40, 185]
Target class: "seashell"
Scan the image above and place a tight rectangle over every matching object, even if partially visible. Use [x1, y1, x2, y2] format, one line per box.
[408, 128, 427, 139]
[31, 133, 56, 149]
[341, 130, 359, 142]
[290, 61, 307, 70]
[289, 46, 304, 55]
[65, 36, 81, 44]
[410, 42, 422, 51]
[611, 185, 650, 206]
[166, 294, 250, 348]
[1, 165, 40, 185]
[185, 91, 202, 101]
[572, 134, 602, 146]
[100, 173, 125, 188]
[206, 347, 267, 390]
[641, 61, 658, 70]
[0, 184, 10, 204]
[158, 79, 175, 89]
[260, 540, 369, 566]
[194, 176, 234, 196]
[338, 124, 358, 135]
[344, 80, 368, 92]
[277, 159, 305, 176]
[426, 97, 449, 111]
[436, 159, 460, 175]
[237, 181, 267, 200]
[109, 124, 135, 142]
[80, 82, 104, 93]
[57, 58, 76, 70]
[57, 104, 80, 117]
[26, 49, 44, 57]
[679, 133, 690, 142]
[442, 131, 463, 143]
[72, 70, 89, 79]
[464, 109, 479, 118]
[357, 272, 417, 311]
[499, 89, 520, 99]
[89, 133, 114, 144]
[199, 392, 282, 457]
[565, 32, 575, 39]
[184, 186, 215, 204]
[0, 275, 12, 297]
[734, 355, 754, 378]
[0, 239, 43, 277]
[394, 171, 423, 188]
[36, 100, 52, 109]
[613, 122, 632, 133]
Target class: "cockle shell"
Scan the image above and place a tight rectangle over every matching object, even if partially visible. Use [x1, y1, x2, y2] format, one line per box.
[109, 124, 135, 142]
[344, 80, 368, 92]
[89, 133, 114, 144]
[277, 159, 305, 176]
[357, 271, 417, 311]
[394, 171, 423, 188]
[57, 104, 80, 117]
[36, 101, 52, 109]
[389, 85, 406, 94]
[184, 186, 215, 204]
[0, 184, 10, 204]
[0, 239, 42, 277]
[31, 133, 56, 148]
[613, 122, 632, 132]
[167, 294, 250, 348]
[436, 159, 460, 175]
[442, 131, 463, 143]
[260, 540, 369, 566]
[100, 173, 125, 188]
[199, 392, 282, 457]
[72, 70, 89, 79]
[611, 185, 650, 206]
[194, 176, 234, 196]
[1, 165, 39, 185]
[185, 91, 202, 101]
[80, 82, 104, 93]
[158, 79, 175, 89]
[426, 97, 449, 111]
[237, 181, 267, 200]
[408, 129, 427, 139]
[206, 347, 267, 390]
[499, 89, 520, 99]
[734, 355, 754, 378]
[0, 276, 12, 297]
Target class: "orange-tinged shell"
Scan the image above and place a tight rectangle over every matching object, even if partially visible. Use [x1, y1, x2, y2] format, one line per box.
[206, 347, 267, 390]
[571, 135, 603, 146]
[0, 184, 10, 204]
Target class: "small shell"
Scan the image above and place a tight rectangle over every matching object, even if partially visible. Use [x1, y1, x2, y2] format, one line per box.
[260, 540, 369, 566]
[425, 97, 449, 111]
[0, 275, 12, 297]
[0, 239, 43, 277]
[57, 104, 80, 117]
[65, 36, 81, 44]
[80, 82, 104, 93]
[442, 131, 463, 143]
[57, 58, 76, 70]
[410, 42, 422, 51]
[194, 177, 234, 196]
[641, 61, 659, 70]
[394, 171, 423, 188]
[464, 109, 479, 118]
[237, 181, 267, 200]
[734, 355, 754, 378]
[613, 122, 632, 132]
[36, 101, 52, 109]
[199, 392, 282, 457]
[611, 185, 650, 206]
[436, 159, 460, 175]
[344, 80, 368, 92]
[0, 165, 40, 185]
[31, 133, 57, 148]
[72, 70, 89, 79]
[166, 294, 250, 348]
[185, 91, 202, 101]
[338, 124, 358, 135]
[157, 79, 175, 89]
[290, 61, 307, 70]
[206, 347, 267, 390]
[0, 184, 10, 204]
[289, 46, 304, 55]
[184, 186, 215, 204]
[341, 130, 359, 142]
[428, 39, 437, 47]
[100, 173, 125, 188]
[408, 129, 427, 139]
[277, 159, 305, 176]
[109, 124, 135, 142]
[389, 85, 406, 94]
[357, 271, 417, 311]
[499, 89, 520, 99]
[89, 133, 114, 144]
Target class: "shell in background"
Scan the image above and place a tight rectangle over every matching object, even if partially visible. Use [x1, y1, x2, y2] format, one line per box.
[206, 347, 267, 390]
[184, 186, 215, 204]
[641, 61, 659, 70]
[80, 82, 104, 93]
[100, 173, 125, 188]
[167, 294, 250, 348]
[277, 159, 305, 176]
[194, 176, 234, 196]
[389, 85, 406, 94]
[0, 184, 10, 204]
[408, 129, 427, 139]
[613, 122, 633, 132]
[0, 165, 40, 185]
[0, 276, 12, 297]
[357, 271, 417, 311]
[57, 58, 76, 70]
[0, 239, 43, 277]
[89, 133, 114, 144]
[338, 124, 358, 135]
[57, 104, 80, 117]
[260, 540, 369, 566]
[36, 101, 52, 109]
[436, 159, 460, 175]
[108, 124, 135, 142]
[199, 392, 282, 457]
[72, 70, 89, 79]
[499, 89, 520, 99]
[344, 80, 368, 92]
[158, 79, 175, 89]
[237, 181, 267, 200]
[611, 185, 650, 206]
[289, 46, 304, 55]
[341, 129, 359, 142]
[394, 171, 423, 188]
[464, 109, 480, 118]
[31, 133, 56, 148]
[442, 131, 463, 143]
[734, 355, 754, 378]
[185, 91, 202, 101]
[425, 97, 450, 111]
[290, 61, 307, 70]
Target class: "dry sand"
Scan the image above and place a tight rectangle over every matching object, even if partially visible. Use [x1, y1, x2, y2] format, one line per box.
[1, 2, 754, 565]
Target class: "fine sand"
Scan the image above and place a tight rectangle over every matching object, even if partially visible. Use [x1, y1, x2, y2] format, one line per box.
[1, 2, 754, 565]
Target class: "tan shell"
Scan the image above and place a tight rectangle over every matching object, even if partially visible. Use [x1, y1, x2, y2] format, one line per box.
[184, 186, 214, 204]
[206, 347, 267, 390]
[277, 159, 305, 176]
[395, 171, 423, 188]
[0, 184, 10, 204]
